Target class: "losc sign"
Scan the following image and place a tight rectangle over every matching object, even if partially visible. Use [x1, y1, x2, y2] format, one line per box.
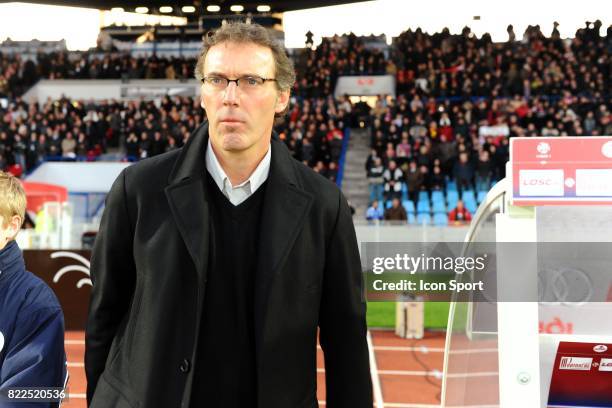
[519, 169, 564, 197]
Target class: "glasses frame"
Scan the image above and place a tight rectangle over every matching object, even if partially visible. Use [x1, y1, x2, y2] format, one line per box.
[200, 75, 278, 90]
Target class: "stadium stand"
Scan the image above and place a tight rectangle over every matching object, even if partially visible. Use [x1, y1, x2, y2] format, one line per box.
[1, 22, 611, 225]
[364, 22, 611, 223]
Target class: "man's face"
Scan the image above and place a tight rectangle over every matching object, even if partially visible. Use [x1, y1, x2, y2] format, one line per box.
[201, 41, 289, 155]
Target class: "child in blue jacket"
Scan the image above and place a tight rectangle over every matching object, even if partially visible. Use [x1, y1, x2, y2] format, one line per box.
[0, 171, 67, 407]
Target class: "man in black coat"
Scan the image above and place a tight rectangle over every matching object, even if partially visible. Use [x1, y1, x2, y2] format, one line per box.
[85, 22, 372, 408]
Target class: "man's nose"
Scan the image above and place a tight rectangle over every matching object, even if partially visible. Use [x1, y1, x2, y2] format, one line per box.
[222, 81, 239, 105]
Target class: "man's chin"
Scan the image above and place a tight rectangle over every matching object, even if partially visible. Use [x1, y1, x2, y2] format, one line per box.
[219, 132, 248, 151]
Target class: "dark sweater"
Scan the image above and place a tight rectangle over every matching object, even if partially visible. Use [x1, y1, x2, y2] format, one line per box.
[191, 171, 267, 407]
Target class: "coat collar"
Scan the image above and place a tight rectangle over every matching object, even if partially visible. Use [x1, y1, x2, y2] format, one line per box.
[0, 240, 25, 284]
[165, 120, 313, 292]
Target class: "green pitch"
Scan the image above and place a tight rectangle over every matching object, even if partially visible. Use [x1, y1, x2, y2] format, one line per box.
[366, 301, 450, 329]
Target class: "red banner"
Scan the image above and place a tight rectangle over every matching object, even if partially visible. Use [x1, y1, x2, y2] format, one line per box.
[511, 137, 612, 206]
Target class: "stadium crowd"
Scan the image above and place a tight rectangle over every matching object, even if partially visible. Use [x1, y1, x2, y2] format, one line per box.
[0, 52, 197, 98]
[1, 22, 611, 223]
[0, 94, 349, 184]
[363, 21, 611, 219]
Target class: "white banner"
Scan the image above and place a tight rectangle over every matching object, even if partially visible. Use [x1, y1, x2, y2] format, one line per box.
[23, 79, 201, 103]
[334, 75, 395, 97]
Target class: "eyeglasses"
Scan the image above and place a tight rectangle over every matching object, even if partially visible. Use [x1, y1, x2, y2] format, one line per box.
[201, 75, 277, 91]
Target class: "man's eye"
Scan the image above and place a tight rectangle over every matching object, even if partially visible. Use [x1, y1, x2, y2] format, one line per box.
[209, 77, 223, 84]
[245, 77, 259, 86]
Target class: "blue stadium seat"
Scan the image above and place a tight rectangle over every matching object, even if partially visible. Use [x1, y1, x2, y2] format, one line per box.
[432, 201, 446, 213]
[431, 191, 444, 203]
[464, 199, 478, 214]
[418, 191, 429, 201]
[417, 200, 430, 213]
[433, 213, 448, 226]
[402, 200, 415, 213]
[385, 200, 392, 209]
[408, 212, 416, 224]
[461, 190, 476, 202]
[477, 191, 487, 203]
[446, 180, 457, 191]
[446, 190, 459, 205]
[416, 213, 431, 225]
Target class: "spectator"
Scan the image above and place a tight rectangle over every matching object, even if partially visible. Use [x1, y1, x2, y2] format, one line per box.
[384, 197, 408, 221]
[365, 149, 380, 172]
[61, 132, 77, 159]
[139, 132, 151, 159]
[395, 133, 411, 166]
[475, 150, 494, 191]
[327, 161, 338, 182]
[448, 200, 472, 224]
[367, 157, 385, 202]
[383, 160, 403, 202]
[404, 160, 423, 204]
[453, 152, 474, 192]
[430, 165, 446, 191]
[365, 200, 384, 221]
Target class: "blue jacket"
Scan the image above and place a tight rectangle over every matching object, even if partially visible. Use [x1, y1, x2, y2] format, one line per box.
[0, 241, 67, 408]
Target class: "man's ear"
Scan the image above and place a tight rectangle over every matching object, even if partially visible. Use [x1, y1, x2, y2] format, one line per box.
[275, 89, 290, 114]
[6, 215, 22, 240]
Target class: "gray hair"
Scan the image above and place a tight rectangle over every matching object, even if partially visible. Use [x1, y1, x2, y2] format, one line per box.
[194, 21, 296, 93]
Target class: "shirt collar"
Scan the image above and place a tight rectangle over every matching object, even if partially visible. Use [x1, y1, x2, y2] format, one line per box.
[205, 138, 271, 196]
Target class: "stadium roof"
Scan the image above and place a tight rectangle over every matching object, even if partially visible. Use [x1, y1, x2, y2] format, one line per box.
[14, 1, 370, 15]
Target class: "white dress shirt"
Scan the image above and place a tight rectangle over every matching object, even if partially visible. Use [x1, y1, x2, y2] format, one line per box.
[205, 139, 271, 206]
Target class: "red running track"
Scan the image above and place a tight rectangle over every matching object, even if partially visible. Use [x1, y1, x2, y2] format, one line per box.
[63, 330, 449, 408]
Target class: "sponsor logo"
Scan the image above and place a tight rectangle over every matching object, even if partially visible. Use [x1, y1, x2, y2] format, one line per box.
[559, 357, 593, 371]
[537, 142, 551, 155]
[594, 345, 608, 353]
[539, 317, 573, 334]
[599, 358, 612, 372]
[357, 78, 375, 86]
[519, 170, 564, 196]
[602, 141, 612, 158]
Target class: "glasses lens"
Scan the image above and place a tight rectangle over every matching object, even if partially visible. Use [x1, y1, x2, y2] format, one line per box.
[205, 76, 227, 89]
[240, 76, 264, 89]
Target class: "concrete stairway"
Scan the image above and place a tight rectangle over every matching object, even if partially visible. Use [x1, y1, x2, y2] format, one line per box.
[341, 127, 371, 218]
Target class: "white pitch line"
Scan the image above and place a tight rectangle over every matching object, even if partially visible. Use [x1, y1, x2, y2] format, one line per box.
[377, 370, 498, 379]
[383, 404, 499, 408]
[373, 346, 444, 352]
[447, 348, 499, 355]
[317, 345, 497, 354]
[367, 331, 385, 408]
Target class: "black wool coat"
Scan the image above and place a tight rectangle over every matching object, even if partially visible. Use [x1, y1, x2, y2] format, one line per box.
[85, 122, 373, 408]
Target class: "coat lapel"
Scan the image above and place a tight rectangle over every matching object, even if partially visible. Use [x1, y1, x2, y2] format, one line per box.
[165, 125, 314, 376]
[165, 122, 210, 284]
[254, 137, 314, 348]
